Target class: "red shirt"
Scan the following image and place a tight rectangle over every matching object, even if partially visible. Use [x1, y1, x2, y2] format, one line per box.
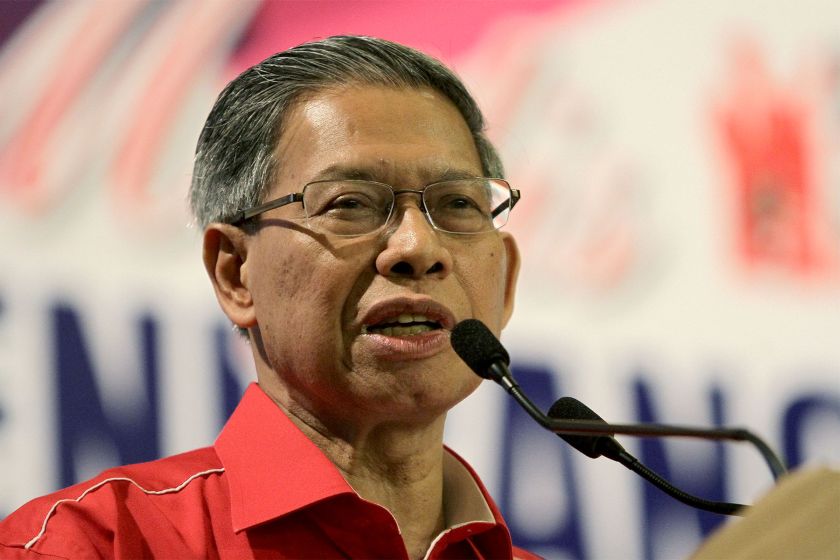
[1, 384, 540, 559]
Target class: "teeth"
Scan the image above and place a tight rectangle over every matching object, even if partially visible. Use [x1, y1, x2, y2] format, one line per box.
[397, 313, 430, 324]
[362, 314, 438, 336]
[378, 324, 434, 336]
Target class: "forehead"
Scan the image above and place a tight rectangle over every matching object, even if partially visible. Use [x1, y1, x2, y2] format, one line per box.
[272, 85, 483, 192]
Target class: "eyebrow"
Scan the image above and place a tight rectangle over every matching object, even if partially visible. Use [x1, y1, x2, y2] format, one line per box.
[311, 164, 482, 184]
[313, 165, 375, 181]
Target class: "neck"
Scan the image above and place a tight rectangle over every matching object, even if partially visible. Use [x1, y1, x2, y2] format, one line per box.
[284, 402, 449, 560]
[340, 428, 447, 560]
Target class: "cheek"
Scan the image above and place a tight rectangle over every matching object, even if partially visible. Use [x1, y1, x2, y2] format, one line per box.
[255, 253, 304, 306]
[250, 238, 325, 334]
[253, 240, 371, 333]
[456, 244, 509, 323]
[250, 252, 306, 348]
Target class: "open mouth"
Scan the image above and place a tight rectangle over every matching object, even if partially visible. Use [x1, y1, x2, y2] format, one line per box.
[362, 313, 444, 337]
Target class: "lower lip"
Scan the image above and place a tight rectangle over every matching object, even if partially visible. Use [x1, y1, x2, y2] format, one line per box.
[360, 329, 451, 361]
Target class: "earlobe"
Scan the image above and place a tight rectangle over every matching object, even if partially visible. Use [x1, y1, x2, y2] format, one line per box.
[203, 224, 257, 329]
[500, 233, 520, 328]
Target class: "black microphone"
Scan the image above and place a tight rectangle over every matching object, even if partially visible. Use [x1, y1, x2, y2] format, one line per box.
[449, 318, 516, 391]
[451, 319, 543, 421]
[549, 397, 746, 516]
[450, 319, 787, 501]
[548, 396, 629, 462]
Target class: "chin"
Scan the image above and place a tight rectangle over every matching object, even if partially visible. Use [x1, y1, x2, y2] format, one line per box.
[360, 380, 479, 424]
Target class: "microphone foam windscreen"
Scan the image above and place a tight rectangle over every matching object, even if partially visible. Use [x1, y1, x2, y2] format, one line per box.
[450, 319, 510, 379]
[548, 396, 613, 459]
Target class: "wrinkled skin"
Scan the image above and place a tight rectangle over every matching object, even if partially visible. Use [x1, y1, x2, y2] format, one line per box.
[204, 85, 519, 438]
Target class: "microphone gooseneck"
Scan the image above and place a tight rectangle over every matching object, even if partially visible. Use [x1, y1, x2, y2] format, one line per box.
[450, 319, 788, 516]
[549, 397, 747, 516]
[450, 319, 785, 480]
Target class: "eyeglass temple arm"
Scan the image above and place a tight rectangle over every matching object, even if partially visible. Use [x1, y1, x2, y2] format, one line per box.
[229, 193, 303, 225]
[490, 188, 521, 219]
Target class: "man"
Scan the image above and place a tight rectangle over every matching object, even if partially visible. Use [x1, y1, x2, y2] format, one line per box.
[1, 36, 532, 559]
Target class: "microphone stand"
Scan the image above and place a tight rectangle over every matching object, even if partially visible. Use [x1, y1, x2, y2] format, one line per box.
[488, 363, 794, 515]
[452, 320, 788, 516]
[490, 362, 787, 481]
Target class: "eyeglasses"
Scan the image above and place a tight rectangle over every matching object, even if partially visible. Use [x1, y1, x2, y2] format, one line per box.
[229, 178, 521, 237]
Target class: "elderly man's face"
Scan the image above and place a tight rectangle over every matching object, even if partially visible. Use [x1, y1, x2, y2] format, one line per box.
[218, 85, 519, 429]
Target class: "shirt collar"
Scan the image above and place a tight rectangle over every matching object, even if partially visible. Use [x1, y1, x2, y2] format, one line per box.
[215, 383, 355, 532]
[216, 383, 504, 535]
[442, 448, 497, 526]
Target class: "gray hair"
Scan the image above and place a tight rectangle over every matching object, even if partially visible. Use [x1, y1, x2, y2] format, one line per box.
[189, 35, 503, 228]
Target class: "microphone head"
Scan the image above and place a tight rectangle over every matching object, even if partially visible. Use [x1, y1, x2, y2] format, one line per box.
[450, 319, 510, 380]
[549, 396, 618, 460]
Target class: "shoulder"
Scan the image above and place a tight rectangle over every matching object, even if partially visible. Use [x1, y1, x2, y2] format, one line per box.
[0, 447, 224, 556]
[101, 445, 224, 489]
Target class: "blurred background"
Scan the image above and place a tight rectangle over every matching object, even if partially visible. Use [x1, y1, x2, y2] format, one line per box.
[1, 1, 838, 558]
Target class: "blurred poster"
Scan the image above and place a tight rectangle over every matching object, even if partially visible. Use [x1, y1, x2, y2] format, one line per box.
[1, 1, 838, 558]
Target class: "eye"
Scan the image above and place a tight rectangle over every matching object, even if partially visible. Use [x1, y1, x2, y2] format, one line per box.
[444, 196, 469, 208]
[438, 194, 484, 212]
[306, 186, 383, 215]
[300, 180, 393, 235]
[329, 195, 371, 210]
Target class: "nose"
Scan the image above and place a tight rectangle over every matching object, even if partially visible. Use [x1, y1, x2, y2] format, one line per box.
[375, 202, 453, 279]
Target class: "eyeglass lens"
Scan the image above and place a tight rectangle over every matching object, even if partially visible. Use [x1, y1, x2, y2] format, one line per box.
[301, 179, 512, 236]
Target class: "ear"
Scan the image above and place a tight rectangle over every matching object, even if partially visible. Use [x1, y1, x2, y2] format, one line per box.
[499, 232, 520, 328]
[203, 224, 257, 329]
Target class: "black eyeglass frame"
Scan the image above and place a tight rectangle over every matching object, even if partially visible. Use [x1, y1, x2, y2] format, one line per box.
[228, 178, 521, 235]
